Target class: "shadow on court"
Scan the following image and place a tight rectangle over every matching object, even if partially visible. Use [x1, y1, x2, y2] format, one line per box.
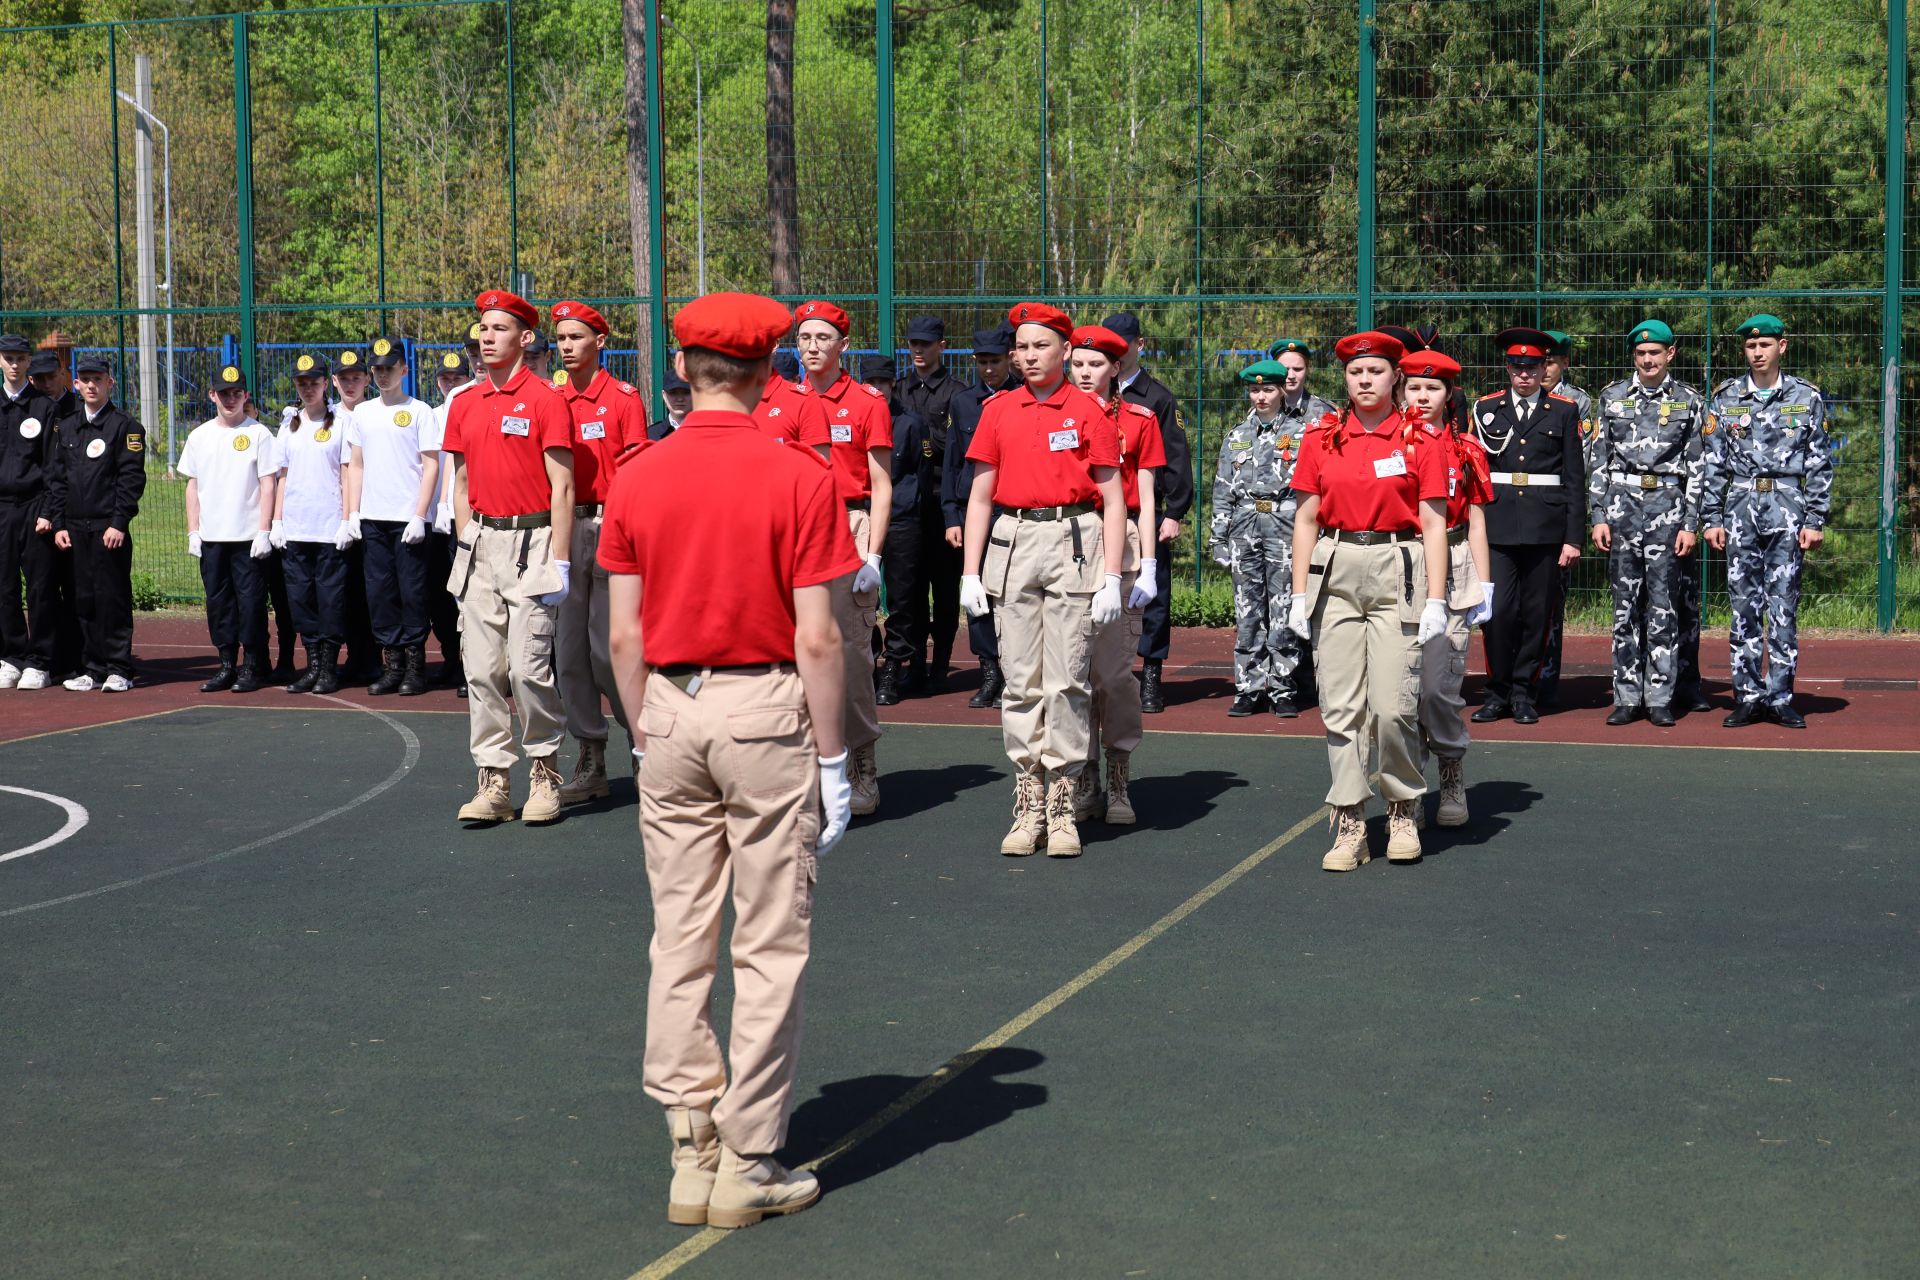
[864, 761, 1004, 825]
[1087, 767, 1248, 843]
[1409, 777, 1544, 856]
[783, 1047, 1049, 1192]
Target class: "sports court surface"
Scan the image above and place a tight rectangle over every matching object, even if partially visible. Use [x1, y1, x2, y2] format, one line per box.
[2, 620, 1916, 1278]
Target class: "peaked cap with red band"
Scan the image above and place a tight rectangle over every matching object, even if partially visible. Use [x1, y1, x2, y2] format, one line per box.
[1068, 325, 1128, 360]
[1399, 349, 1461, 382]
[794, 300, 851, 334]
[1332, 331, 1406, 364]
[551, 301, 609, 336]
[475, 289, 540, 329]
[1007, 301, 1073, 337]
[671, 292, 795, 360]
[1495, 326, 1552, 362]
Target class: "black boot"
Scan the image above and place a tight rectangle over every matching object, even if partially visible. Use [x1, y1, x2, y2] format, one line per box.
[271, 643, 297, 686]
[874, 660, 902, 706]
[311, 641, 341, 695]
[1139, 659, 1166, 714]
[200, 648, 238, 693]
[397, 644, 429, 696]
[231, 659, 263, 694]
[1228, 691, 1261, 717]
[368, 647, 405, 696]
[928, 648, 952, 694]
[287, 642, 320, 693]
[968, 658, 1004, 709]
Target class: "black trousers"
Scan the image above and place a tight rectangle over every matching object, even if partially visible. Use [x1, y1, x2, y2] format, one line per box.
[200, 541, 267, 660]
[343, 540, 376, 665]
[253, 547, 296, 668]
[427, 530, 461, 669]
[881, 510, 961, 671]
[362, 519, 431, 646]
[49, 540, 82, 676]
[0, 497, 56, 669]
[67, 520, 134, 677]
[966, 608, 998, 660]
[282, 541, 348, 644]
[1137, 535, 1175, 662]
[1483, 542, 1562, 704]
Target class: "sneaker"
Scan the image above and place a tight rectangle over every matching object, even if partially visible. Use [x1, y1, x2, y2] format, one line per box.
[0, 661, 19, 689]
[63, 674, 99, 692]
[17, 667, 50, 690]
[103, 674, 133, 693]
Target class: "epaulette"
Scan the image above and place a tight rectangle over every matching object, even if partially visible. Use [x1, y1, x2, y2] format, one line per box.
[615, 381, 637, 396]
[1418, 419, 1443, 437]
[1123, 401, 1157, 420]
[1712, 377, 1740, 397]
[1476, 390, 1504, 402]
[859, 382, 884, 399]
[1546, 393, 1574, 404]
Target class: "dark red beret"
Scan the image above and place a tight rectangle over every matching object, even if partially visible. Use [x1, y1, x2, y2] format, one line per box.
[672, 292, 795, 360]
[1007, 301, 1073, 337]
[1333, 331, 1406, 364]
[551, 300, 608, 336]
[1069, 325, 1127, 360]
[794, 299, 851, 334]
[475, 289, 540, 329]
[1399, 350, 1461, 382]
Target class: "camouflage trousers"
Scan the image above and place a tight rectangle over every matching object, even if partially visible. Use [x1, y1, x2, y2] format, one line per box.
[1605, 496, 1687, 709]
[1226, 508, 1300, 696]
[1725, 499, 1805, 707]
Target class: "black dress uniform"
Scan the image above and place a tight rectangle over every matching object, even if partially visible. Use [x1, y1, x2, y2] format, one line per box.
[45, 387, 145, 681]
[0, 336, 60, 678]
[28, 351, 83, 678]
[1114, 350, 1193, 714]
[879, 387, 938, 700]
[1472, 386, 1587, 717]
[942, 327, 1021, 707]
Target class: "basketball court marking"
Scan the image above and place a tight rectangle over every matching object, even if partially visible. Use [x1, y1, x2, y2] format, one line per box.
[0, 785, 90, 864]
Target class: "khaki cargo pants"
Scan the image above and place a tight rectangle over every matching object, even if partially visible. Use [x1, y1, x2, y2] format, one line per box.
[1417, 535, 1480, 763]
[449, 521, 566, 770]
[830, 506, 882, 753]
[1305, 534, 1426, 806]
[983, 509, 1104, 776]
[557, 514, 627, 743]
[1087, 521, 1144, 759]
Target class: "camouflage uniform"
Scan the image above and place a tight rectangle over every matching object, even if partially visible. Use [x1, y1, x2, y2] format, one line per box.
[1537, 378, 1592, 704]
[1700, 373, 1832, 708]
[1209, 397, 1326, 699]
[1588, 375, 1705, 709]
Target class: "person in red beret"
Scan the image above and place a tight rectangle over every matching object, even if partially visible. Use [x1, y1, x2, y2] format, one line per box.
[1400, 347, 1494, 828]
[1063, 323, 1164, 827]
[1287, 330, 1450, 870]
[959, 302, 1127, 858]
[601, 290, 859, 1232]
[441, 289, 576, 825]
[548, 299, 650, 805]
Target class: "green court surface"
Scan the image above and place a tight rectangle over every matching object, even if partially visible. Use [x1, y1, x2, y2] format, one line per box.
[2, 708, 1916, 1279]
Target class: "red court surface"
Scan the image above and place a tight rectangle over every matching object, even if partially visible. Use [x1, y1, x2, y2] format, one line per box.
[2, 614, 1915, 751]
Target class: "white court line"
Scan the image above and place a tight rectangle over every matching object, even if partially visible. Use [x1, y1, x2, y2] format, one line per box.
[0, 696, 421, 919]
[0, 786, 90, 864]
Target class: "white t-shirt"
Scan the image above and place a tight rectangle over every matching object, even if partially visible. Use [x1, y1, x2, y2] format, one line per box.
[436, 381, 473, 506]
[273, 408, 349, 543]
[346, 395, 444, 522]
[179, 417, 276, 542]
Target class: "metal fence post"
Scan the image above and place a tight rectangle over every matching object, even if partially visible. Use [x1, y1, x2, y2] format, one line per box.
[876, 0, 895, 361]
[1193, 0, 1207, 593]
[1356, 0, 1377, 329]
[642, 0, 667, 401]
[1533, 0, 1546, 322]
[233, 13, 256, 378]
[506, 0, 519, 287]
[109, 24, 127, 374]
[1882, 0, 1908, 632]
[373, 8, 388, 334]
[1038, 0, 1049, 288]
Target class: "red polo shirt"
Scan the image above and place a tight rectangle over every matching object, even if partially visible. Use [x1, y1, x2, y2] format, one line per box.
[965, 378, 1122, 508]
[811, 371, 894, 502]
[441, 365, 572, 517]
[1113, 400, 1167, 513]
[753, 374, 832, 450]
[556, 368, 649, 504]
[1290, 409, 1447, 532]
[1444, 429, 1495, 527]
[598, 410, 861, 667]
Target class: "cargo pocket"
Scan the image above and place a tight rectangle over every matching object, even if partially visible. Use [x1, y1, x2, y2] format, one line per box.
[982, 516, 1016, 599]
[521, 604, 556, 680]
[794, 843, 818, 922]
[1446, 541, 1481, 611]
[730, 705, 811, 800]
[447, 536, 476, 599]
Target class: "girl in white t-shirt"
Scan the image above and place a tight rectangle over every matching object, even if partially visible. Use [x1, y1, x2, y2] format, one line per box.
[329, 346, 380, 685]
[178, 366, 277, 692]
[270, 353, 354, 693]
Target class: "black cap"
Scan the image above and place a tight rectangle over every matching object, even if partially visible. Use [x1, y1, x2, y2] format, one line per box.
[903, 315, 945, 342]
[864, 356, 898, 383]
[0, 333, 30, 353]
[773, 350, 802, 381]
[27, 350, 60, 376]
[526, 330, 552, 356]
[1101, 312, 1142, 342]
[74, 354, 112, 376]
[210, 363, 249, 391]
[971, 324, 1014, 357]
[435, 349, 471, 379]
[369, 336, 407, 368]
[464, 322, 483, 349]
[1376, 324, 1427, 354]
[662, 363, 689, 392]
[292, 352, 331, 378]
[332, 345, 369, 374]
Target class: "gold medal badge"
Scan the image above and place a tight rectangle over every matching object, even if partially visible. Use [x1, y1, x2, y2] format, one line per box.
[394, 410, 413, 428]
[314, 427, 332, 442]
[232, 433, 251, 451]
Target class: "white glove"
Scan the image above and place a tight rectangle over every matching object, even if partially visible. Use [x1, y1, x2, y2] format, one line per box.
[1128, 558, 1158, 610]
[959, 574, 990, 618]
[1287, 593, 1311, 639]
[1468, 581, 1495, 628]
[1416, 597, 1449, 645]
[852, 553, 883, 595]
[433, 501, 454, 535]
[332, 519, 354, 551]
[1090, 573, 1123, 625]
[269, 519, 286, 550]
[632, 747, 645, 774]
[402, 516, 426, 545]
[817, 751, 852, 856]
[249, 529, 273, 560]
[537, 560, 571, 606]
[188, 531, 203, 559]
[347, 511, 363, 540]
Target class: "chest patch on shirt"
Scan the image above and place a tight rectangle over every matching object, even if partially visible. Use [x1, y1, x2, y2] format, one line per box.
[580, 421, 606, 441]
[394, 410, 413, 428]
[20, 417, 42, 439]
[313, 427, 332, 443]
[501, 415, 531, 437]
[86, 437, 106, 459]
[126, 434, 143, 453]
[1048, 428, 1080, 452]
[1373, 452, 1408, 479]
[232, 434, 251, 451]
[831, 424, 855, 443]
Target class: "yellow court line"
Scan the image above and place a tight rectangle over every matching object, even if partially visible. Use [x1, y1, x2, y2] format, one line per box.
[0, 705, 192, 748]
[624, 804, 1330, 1280]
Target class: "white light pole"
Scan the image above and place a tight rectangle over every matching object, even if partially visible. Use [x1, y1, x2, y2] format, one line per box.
[116, 85, 175, 471]
[660, 15, 706, 294]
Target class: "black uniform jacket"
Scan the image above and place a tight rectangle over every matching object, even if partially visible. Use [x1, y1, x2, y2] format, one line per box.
[941, 376, 1020, 530]
[1471, 390, 1587, 546]
[1121, 367, 1194, 526]
[885, 407, 935, 524]
[47, 403, 147, 529]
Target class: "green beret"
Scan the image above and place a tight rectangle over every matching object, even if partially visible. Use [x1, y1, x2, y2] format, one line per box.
[1543, 329, 1575, 356]
[1267, 337, 1311, 359]
[1735, 313, 1785, 338]
[1238, 359, 1291, 386]
[1629, 320, 1674, 347]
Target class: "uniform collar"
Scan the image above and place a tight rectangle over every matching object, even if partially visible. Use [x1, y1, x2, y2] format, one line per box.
[810, 371, 857, 403]
[1347, 407, 1404, 435]
[906, 366, 946, 388]
[681, 409, 757, 431]
[1020, 377, 1072, 408]
[1745, 373, 1786, 397]
[1510, 388, 1541, 412]
[476, 365, 535, 399]
[3, 381, 29, 403]
[560, 367, 611, 402]
[760, 373, 800, 404]
[1634, 374, 1673, 397]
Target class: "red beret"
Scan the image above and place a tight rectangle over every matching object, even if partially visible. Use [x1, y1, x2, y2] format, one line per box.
[551, 300, 608, 336]
[672, 292, 795, 360]
[1399, 350, 1461, 382]
[1007, 301, 1073, 337]
[1333, 331, 1406, 364]
[475, 289, 540, 329]
[1068, 325, 1127, 360]
[793, 299, 851, 334]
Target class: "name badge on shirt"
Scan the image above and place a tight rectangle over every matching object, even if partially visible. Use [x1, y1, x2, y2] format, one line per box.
[501, 415, 531, 437]
[87, 438, 107, 459]
[830, 424, 854, 443]
[580, 421, 606, 441]
[1373, 453, 1408, 479]
[1048, 428, 1080, 452]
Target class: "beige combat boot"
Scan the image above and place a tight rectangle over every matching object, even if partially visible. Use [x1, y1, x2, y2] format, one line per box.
[1436, 757, 1469, 827]
[705, 1143, 820, 1229]
[522, 757, 564, 824]
[849, 742, 880, 816]
[1071, 766, 1102, 822]
[1322, 803, 1370, 872]
[558, 738, 609, 805]
[1000, 770, 1046, 856]
[1045, 772, 1083, 858]
[457, 767, 514, 823]
[1103, 749, 1136, 825]
[664, 1107, 721, 1225]
[1386, 799, 1422, 862]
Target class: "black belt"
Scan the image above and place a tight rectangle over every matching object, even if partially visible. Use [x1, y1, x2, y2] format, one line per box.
[999, 502, 1096, 522]
[1324, 528, 1418, 546]
[477, 511, 551, 530]
[845, 498, 870, 511]
[574, 503, 603, 519]
[657, 662, 794, 693]
[1447, 524, 1469, 546]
